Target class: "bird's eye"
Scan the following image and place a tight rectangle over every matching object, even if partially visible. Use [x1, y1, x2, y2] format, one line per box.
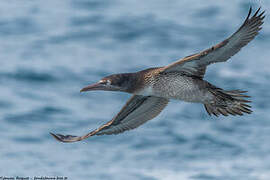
[99, 80, 106, 84]
[99, 80, 111, 85]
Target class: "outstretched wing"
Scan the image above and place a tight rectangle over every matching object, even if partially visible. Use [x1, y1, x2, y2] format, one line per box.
[162, 7, 265, 77]
[51, 95, 169, 143]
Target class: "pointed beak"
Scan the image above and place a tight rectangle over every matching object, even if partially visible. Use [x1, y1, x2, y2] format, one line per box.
[80, 82, 107, 92]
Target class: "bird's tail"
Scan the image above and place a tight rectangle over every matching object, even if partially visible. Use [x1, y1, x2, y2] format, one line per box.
[204, 88, 252, 117]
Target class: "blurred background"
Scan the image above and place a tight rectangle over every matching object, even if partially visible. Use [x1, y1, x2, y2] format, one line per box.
[0, 0, 269, 179]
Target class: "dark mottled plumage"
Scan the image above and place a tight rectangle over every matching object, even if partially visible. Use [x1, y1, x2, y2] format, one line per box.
[51, 7, 265, 143]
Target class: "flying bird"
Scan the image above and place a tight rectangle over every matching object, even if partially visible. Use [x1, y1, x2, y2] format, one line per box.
[51, 7, 265, 143]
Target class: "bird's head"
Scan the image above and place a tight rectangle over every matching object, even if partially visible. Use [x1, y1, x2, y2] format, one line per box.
[80, 73, 137, 93]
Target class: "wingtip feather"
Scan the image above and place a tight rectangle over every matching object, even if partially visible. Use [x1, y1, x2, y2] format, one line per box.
[50, 132, 80, 143]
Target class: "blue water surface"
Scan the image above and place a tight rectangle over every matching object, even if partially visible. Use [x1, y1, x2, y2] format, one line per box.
[0, 0, 270, 180]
